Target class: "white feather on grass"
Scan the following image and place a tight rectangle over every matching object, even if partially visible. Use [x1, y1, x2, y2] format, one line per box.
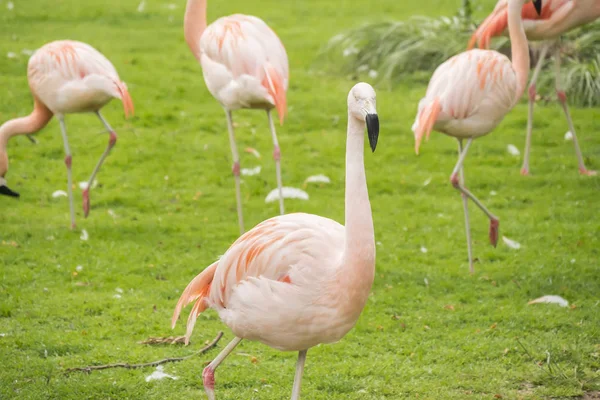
[241, 166, 261, 176]
[502, 236, 521, 250]
[265, 187, 309, 203]
[80, 229, 89, 241]
[528, 295, 569, 308]
[507, 144, 521, 157]
[52, 190, 68, 198]
[304, 174, 331, 184]
[145, 366, 178, 382]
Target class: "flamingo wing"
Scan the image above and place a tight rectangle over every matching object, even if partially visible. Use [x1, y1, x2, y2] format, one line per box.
[468, 0, 568, 49]
[200, 14, 289, 123]
[172, 213, 344, 342]
[412, 49, 517, 152]
[28, 40, 133, 117]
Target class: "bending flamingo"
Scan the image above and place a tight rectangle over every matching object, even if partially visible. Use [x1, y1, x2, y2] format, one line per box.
[184, 0, 289, 234]
[468, 0, 600, 176]
[172, 83, 379, 400]
[0, 40, 134, 228]
[412, 0, 542, 273]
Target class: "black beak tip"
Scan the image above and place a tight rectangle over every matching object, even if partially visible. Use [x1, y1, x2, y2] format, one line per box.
[366, 113, 380, 153]
[533, 0, 542, 15]
[0, 185, 20, 198]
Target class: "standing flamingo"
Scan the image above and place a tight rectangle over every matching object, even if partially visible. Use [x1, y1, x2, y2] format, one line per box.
[172, 83, 379, 400]
[184, 0, 289, 234]
[412, 0, 542, 273]
[468, 0, 600, 176]
[0, 40, 134, 228]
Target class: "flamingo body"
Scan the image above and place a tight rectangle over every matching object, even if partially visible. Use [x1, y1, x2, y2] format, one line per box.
[413, 49, 517, 151]
[199, 14, 288, 120]
[0, 39, 133, 226]
[28, 40, 133, 117]
[173, 82, 379, 399]
[174, 212, 367, 352]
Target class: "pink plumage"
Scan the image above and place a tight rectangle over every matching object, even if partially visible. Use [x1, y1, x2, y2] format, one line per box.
[184, 0, 290, 234]
[173, 82, 379, 400]
[468, 0, 600, 175]
[0, 40, 133, 228]
[412, 0, 541, 273]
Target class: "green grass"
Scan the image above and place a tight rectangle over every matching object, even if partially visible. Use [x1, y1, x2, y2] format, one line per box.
[1, 0, 599, 399]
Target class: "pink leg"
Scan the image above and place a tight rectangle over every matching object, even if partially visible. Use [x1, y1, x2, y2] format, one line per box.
[83, 112, 117, 218]
[202, 337, 242, 400]
[553, 44, 596, 176]
[58, 117, 76, 230]
[225, 109, 245, 234]
[267, 110, 285, 215]
[450, 138, 499, 252]
[522, 43, 550, 176]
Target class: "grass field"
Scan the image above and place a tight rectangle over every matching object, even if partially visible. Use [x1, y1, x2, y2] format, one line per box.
[1, 0, 599, 399]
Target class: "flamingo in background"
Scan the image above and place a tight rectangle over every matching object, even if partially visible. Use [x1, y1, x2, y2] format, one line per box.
[0, 40, 133, 229]
[172, 83, 379, 400]
[184, 0, 289, 234]
[412, 0, 542, 273]
[468, 0, 600, 176]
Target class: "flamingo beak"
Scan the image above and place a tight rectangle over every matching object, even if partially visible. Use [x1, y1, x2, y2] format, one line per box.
[0, 184, 20, 198]
[533, 0, 543, 16]
[366, 113, 379, 152]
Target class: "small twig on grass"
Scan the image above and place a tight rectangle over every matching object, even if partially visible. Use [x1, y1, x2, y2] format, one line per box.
[64, 331, 223, 375]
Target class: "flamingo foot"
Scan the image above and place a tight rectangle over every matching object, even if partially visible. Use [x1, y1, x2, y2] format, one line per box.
[489, 218, 499, 248]
[71, 222, 77, 230]
[520, 167, 530, 176]
[579, 168, 597, 176]
[203, 366, 216, 400]
[83, 188, 90, 218]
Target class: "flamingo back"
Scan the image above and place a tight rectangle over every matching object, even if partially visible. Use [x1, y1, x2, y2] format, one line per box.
[27, 40, 133, 117]
[412, 49, 517, 152]
[173, 213, 346, 349]
[199, 14, 289, 122]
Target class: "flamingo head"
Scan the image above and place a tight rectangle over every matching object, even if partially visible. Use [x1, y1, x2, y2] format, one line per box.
[348, 82, 379, 152]
[0, 154, 19, 198]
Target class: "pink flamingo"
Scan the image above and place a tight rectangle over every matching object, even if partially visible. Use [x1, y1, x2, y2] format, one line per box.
[468, 0, 600, 176]
[0, 40, 133, 228]
[172, 83, 379, 400]
[412, 0, 542, 273]
[184, 0, 289, 234]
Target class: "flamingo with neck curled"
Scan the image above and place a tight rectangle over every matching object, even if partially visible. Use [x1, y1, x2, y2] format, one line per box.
[184, 0, 289, 234]
[412, 0, 542, 272]
[0, 40, 133, 229]
[172, 83, 379, 400]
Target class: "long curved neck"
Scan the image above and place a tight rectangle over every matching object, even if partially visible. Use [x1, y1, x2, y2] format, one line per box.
[184, 0, 208, 62]
[340, 115, 375, 293]
[507, 0, 530, 99]
[0, 100, 52, 175]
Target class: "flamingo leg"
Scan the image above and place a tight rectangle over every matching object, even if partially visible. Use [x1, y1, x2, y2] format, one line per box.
[82, 111, 117, 218]
[225, 109, 245, 234]
[267, 110, 285, 215]
[457, 140, 474, 274]
[202, 336, 243, 400]
[450, 138, 499, 249]
[521, 42, 550, 176]
[553, 43, 596, 176]
[290, 350, 308, 400]
[58, 117, 76, 230]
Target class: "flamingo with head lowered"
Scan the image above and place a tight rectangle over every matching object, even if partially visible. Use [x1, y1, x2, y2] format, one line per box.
[412, 0, 542, 272]
[172, 82, 379, 400]
[468, 0, 600, 176]
[0, 40, 133, 229]
[184, 0, 289, 234]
